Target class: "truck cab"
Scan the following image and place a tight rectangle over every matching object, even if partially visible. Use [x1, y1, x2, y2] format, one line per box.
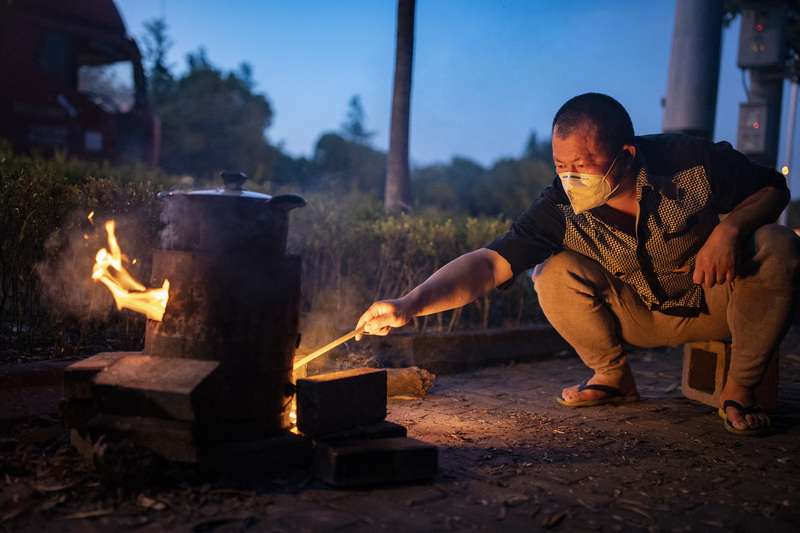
[0, 0, 159, 166]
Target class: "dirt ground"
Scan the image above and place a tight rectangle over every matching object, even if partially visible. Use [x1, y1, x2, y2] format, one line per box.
[1, 328, 799, 532]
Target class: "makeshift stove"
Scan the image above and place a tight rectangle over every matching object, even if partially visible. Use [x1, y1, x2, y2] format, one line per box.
[145, 170, 306, 443]
[61, 172, 437, 485]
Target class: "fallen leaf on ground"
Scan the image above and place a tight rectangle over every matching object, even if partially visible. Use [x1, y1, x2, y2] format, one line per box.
[59, 508, 113, 520]
[32, 480, 80, 492]
[541, 509, 567, 529]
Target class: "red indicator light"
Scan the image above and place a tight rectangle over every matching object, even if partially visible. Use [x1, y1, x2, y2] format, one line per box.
[753, 122, 760, 129]
[756, 24, 764, 30]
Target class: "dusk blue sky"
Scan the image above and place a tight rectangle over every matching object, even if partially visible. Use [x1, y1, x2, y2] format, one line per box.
[114, 1, 799, 196]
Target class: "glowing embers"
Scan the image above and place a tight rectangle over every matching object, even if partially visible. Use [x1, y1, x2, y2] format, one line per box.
[92, 220, 169, 321]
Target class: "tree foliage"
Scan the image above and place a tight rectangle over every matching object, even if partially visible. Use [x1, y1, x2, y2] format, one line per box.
[341, 95, 375, 145]
[312, 133, 387, 195]
[141, 18, 175, 107]
[138, 17, 554, 217]
[411, 134, 555, 217]
[141, 21, 274, 181]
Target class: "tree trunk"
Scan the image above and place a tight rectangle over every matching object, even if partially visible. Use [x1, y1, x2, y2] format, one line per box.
[385, 0, 415, 214]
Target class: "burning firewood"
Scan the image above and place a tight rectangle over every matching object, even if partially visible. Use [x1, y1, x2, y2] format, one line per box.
[386, 366, 435, 397]
[292, 357, 435, 398]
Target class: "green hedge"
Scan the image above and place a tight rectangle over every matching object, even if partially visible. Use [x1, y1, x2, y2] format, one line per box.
[290, 192, 542, 335]
[0, 148, 543, 362]
[0, 144, 167, 361]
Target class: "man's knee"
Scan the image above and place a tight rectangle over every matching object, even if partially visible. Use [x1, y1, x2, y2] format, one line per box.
[532, 251, 609, 296]
[747, 224, 800, 285]
[753, 224, 800, 254]
[532, 251, 578, 291]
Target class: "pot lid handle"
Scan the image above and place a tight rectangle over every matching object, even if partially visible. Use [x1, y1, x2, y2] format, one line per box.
[221, 171, 247, 190]
[270, 194, 307, 211]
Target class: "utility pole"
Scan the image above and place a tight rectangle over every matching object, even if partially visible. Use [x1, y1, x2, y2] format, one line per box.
[780, 79, 797, 225]
[663, 0, 724, 139]
[385, 0, 415, 215]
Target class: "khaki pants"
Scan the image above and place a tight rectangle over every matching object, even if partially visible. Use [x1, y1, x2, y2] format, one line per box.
[532, 224, 800, 388]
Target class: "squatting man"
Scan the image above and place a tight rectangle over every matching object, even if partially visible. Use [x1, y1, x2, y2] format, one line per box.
[356, 92, 800, 436]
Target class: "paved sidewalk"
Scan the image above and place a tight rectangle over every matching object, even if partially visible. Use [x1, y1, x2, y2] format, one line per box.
[1, 333, 799, 531]
[377, 348, 800, 532]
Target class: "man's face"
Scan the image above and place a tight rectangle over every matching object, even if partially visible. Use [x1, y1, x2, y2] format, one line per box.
[552, 123, 622, 188]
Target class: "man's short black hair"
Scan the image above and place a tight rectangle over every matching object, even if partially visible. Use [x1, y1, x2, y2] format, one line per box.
[552, 93, 635, 157]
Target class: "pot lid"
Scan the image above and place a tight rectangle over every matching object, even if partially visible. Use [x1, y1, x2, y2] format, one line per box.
[158, 171, 271, 200]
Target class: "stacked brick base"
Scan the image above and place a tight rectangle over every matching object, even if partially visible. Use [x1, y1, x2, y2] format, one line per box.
[296, 368, 438, 487]
[61, 356, 437, 487]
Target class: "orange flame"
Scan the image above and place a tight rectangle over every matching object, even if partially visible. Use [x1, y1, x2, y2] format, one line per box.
[91, 220, 169, 321]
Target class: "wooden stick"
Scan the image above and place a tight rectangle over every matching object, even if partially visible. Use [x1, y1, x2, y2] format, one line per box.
[293, 326, 366, 370]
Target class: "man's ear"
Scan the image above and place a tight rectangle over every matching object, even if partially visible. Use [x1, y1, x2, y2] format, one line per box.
[622, 144, 636, 167]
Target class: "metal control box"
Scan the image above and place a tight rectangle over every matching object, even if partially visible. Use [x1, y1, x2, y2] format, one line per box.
[737, 6, 788, 69]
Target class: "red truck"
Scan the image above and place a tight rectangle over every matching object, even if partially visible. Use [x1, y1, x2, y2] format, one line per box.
[0, 0, 159, 166]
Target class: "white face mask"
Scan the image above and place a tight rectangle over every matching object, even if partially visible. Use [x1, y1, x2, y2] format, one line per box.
[558, 150, 622, 214]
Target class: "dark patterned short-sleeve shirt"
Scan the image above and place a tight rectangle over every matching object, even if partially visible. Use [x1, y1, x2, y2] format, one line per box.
[486, 133, 788, 317]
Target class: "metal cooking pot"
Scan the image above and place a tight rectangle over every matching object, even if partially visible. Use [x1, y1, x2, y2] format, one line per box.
[157, 171, 306, 255]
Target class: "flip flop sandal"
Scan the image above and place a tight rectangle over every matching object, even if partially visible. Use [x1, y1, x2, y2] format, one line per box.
[557, 379, 640, 407]
[717, 400, 772, 436]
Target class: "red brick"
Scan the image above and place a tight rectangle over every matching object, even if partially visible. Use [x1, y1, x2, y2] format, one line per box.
[89, 413, 205, 463]
[91, 355, 222, 421]
[62, 352, 135, 399]
[296, 368, 386, 437]
[313, 437, 438, 487]
[203, 432, 313, 477]
[88, 413, 312, 471]
[315, 420, 407, 443]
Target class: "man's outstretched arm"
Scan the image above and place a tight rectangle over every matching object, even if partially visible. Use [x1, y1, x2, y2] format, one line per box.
[355, 248, 513, 339]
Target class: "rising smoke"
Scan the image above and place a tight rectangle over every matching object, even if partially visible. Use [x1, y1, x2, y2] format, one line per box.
[35, 209, 159, 321]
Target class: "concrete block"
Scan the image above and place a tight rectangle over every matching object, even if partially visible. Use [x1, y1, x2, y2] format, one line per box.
[62, 352, 136, 399]
[296, 368, 387, 437]
[91, 355, 222, 421]
[315, 420, 407, 444]
[682, 341, 779, 410]
[313, 437, 438, 487]
[357, 325, 572, 374]
[681, 341, 728, 408]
